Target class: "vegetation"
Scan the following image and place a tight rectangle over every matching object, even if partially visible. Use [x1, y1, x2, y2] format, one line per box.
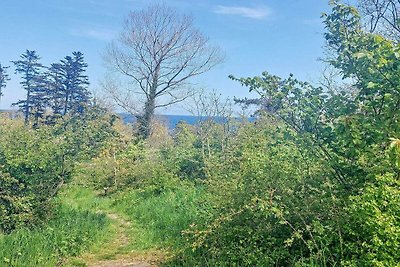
[0, 63, 9, 101]
[103, 3, 223, 138]
[12, 50, 91, 126]
[1, 1, 399, 266]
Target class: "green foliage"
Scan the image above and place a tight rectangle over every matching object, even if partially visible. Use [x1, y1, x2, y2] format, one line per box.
[0, 204, 109, 267]
[2, 2, 400, 267]
[0, 169, 33, 233]
[0, 118, 67, 232]
[0, 107, 118, 233]
[11, 50, 45, 124]
[113, 184, 207, 249]
[172, 118, 342, 266]
[163, 122, 206, 180]
[172, 2, 400, 265]
[343, 173, 400, 266]
[0, 63, 10, 99]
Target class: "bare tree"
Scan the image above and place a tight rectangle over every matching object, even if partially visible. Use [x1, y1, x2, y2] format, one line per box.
[104, 4, 224, 138]
[358, 0, 400, 41]
[187, 89, 233, 158]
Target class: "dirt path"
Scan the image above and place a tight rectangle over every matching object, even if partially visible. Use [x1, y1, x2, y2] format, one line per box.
[65, 210, 163, 267]
[91, 212, 161, 267]
[82, 212, 159, 267]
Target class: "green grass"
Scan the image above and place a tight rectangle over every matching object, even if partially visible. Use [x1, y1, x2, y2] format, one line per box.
[0, 184, 111, 267]
[0, 177, 209, 266]
[0, 204, 109, 267]
[112, 185, 207, 250]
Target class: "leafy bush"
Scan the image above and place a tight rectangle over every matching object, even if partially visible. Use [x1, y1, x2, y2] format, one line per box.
[0, 108, 119, 233]
[0, 169, 34, 233]
[342, 173, 400, 266]
[0, 118, 67, 232]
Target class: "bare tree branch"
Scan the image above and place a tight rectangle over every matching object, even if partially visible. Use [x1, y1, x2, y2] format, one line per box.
[104, 4, 224, 137]
[358, 0, 400, 41]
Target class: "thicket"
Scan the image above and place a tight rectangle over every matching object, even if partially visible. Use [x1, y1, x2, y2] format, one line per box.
[80, 2, 400, 266]
[1, 1, 399, 266]
[0, 107, 118, 233]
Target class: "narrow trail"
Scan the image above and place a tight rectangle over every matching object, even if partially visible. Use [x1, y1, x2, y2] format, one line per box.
[76, 211, 162, 267]
[61, 186, 165, 267]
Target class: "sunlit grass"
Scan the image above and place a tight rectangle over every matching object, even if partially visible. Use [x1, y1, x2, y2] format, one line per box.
[0, 204, 109, 267]
[112, 185, 207, 250]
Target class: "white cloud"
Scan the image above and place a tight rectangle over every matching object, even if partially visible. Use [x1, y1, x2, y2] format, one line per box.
[70, 28, 116, 41]
[214, 5, 271, 19]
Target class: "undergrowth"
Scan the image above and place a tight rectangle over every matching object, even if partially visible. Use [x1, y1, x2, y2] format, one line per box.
[0, 203, 109, 267]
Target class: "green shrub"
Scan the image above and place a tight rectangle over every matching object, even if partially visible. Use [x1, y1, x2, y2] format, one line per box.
[342, 173, 400, 266]
[0, 169, 34, 233]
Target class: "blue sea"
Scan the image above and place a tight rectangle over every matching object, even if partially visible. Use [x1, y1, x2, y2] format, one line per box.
[118, 114, 251, 129]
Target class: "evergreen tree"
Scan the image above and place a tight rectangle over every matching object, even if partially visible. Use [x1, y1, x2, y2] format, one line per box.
[12, 50, 45, 124]
[0, 63, 10, 102]
[59, 51, 90, 115]
[47, 62, 65, 118]
[30, 74, 51, 127]
[45, 52, 90, 123]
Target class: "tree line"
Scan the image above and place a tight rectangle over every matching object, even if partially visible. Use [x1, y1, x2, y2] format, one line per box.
[0, 50, 91, 126]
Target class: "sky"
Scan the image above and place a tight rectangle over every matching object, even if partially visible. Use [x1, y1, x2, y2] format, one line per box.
[0, 0, 337, 115]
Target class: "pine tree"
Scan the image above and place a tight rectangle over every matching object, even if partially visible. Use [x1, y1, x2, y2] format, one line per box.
[30, 74, 51, 127]
[59, 52, 90, 115]
[47, 62, 65, 117]
[0, 63, 10, 103]
[12, 50, 45, 124]
[46, 52, 90, 123]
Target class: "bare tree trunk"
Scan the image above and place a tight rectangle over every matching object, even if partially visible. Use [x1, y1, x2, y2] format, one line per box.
[137, 86, 156, 138]
[25, 88, 31, 125]
[104, 4, 223, 138]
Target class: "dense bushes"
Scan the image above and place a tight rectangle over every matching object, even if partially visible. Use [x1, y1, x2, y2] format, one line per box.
[73, 96, 399, 266]
[164, 2, 400, 265]
[0, 169, 34, 232]
[0, 107, 119, 233]
[342, 173, 400, 266]
[1, 1, 399, 266]
[0, 118, 68, 232]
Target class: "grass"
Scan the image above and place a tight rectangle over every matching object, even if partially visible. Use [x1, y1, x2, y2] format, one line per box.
[0, 204, 109, 267]
[0, 175, 208, 266]
[0, 183, 112, 267]
[112, 184, 208, 250]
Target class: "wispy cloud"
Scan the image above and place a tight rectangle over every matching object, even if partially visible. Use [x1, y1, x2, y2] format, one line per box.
[69, 28, 116, 41]
[214, 5, 271, 19]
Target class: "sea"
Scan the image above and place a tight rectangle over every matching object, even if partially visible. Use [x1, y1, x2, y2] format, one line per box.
[118, 114, 251, 129]
[0, 110, 250, 130]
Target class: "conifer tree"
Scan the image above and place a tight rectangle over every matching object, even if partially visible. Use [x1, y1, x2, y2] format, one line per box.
[30, 74, 50, 127]
[0, 63, 10, 102]
[59, 51, 90, 115]
[12, 50, 45, 124]
[47, 62, 65, 117]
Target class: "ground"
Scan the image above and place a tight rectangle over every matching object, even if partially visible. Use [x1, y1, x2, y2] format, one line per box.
[59, 184, 166, 267]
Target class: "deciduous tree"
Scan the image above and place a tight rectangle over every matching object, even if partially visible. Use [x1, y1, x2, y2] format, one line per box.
[358, 0, 400, 41]
[104, 4, 223, 138]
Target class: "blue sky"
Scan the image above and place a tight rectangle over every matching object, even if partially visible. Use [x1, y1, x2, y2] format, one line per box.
[0, 0, 336, 114]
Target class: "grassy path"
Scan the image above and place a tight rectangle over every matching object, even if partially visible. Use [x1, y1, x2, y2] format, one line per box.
[59, 184, 165, 267]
